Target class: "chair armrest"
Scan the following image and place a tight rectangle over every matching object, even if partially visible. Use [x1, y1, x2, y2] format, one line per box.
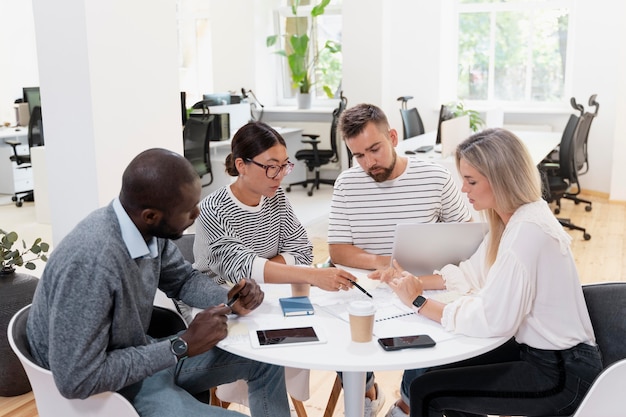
[4, 139, 21, 148]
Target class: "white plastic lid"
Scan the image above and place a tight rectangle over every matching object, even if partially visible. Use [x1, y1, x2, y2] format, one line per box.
[347, 300, 376, 316]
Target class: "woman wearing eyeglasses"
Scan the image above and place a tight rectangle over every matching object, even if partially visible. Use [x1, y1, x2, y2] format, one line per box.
[193, 121, 357, 292]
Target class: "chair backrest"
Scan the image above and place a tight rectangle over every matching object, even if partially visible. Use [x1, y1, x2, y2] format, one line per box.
[173, 233, 195, 263]
[7, 305, 140, 417]
[435, 104, 455, 145]
[183, 117, 213, 183]
[570, 358, 626, 417]
[557, 114, 580, 182]
[329, 92, 348, 162]
[399, 107, 425, 139]
[28, 105, 44, 149]
[582, 282, 626, 368]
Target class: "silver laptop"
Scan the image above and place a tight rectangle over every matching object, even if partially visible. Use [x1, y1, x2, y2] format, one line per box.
[390, 222, 488, 276]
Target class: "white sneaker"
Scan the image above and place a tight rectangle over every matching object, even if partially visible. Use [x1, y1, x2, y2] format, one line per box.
[384, 403, 409, 417]
[364, 383, 385, 417]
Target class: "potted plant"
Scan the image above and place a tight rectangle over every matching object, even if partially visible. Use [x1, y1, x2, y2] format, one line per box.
[1, 229, 49, 274]
[266, 0, 341, 109]
[447, 100, 485, 132]
[1, 228, 49, 396]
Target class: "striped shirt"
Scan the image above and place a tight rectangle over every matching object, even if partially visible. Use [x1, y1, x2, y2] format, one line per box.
[194, 185, 313, 284]
[328, 157, 472, 255]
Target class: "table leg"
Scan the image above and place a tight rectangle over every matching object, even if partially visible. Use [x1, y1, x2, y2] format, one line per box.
[342, 371, 366, 417]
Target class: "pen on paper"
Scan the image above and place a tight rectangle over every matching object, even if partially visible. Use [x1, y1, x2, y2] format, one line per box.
[348, 279, 373, 298]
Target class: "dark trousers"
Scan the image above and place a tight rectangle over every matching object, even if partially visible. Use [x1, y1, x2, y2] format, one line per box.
[409, 338, 602, 417]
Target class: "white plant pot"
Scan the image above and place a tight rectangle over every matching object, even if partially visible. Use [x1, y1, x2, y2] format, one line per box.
[296, 92, 312, 109]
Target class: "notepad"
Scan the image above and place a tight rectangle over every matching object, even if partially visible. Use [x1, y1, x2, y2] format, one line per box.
[279, 296, 315, 317]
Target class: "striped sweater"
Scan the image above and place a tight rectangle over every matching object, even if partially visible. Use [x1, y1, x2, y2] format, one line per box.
[328, 157, 472, 255]
[194, 185, 313, 284]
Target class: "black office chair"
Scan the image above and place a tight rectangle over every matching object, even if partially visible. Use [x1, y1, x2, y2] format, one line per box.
[561, 94, 599, 212]
[5, 105, 44, 207]
[182, 112, 213, 187]
[397, 95, 425, 139]
[286, 92, 348, 197]
[540, 113, 591, 240]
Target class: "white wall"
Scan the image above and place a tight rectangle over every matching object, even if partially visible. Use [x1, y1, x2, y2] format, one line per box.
[30, 0, 182, 244]
[1, 0, 625, 202]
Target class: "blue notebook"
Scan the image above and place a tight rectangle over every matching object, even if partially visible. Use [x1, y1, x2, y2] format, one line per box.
[279, 296, 315, 317]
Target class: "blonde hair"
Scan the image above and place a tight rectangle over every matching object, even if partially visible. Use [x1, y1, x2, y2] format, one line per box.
[455, 128, 542, 266]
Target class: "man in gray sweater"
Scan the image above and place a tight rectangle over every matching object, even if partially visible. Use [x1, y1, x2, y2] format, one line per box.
[27, 148, 290, 417]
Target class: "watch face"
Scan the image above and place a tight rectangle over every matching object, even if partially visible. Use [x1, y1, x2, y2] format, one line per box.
[412, 295, 427, 309]
[171, 338, 188, 356]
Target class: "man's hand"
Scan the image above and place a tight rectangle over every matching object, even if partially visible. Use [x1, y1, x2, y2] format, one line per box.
[228, 279, 264, 316]
[182, 304, 230, 357]
[368, 258, 407, 283]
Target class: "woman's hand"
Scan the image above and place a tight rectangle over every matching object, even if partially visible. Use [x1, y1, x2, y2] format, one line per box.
[311, 267, 358, 292]
[388, 271, 424, 308]
[368, 258, 408, 283]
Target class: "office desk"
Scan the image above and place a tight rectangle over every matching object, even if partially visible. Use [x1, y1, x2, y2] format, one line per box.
[0, 127, 31, 196]
[218, 275, 507, 417]
[396, 130, 561, 167]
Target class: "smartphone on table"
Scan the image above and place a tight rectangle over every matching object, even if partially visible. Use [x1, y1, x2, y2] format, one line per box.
[378, 334, 436, 351]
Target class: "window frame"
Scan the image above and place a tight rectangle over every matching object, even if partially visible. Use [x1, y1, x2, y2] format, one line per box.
[271, 3, 343, 108]
[455, 0, 575, 111]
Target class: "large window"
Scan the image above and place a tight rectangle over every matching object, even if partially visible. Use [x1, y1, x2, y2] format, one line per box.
[457, 0, 572, 105]
[272, 0, 343, 105]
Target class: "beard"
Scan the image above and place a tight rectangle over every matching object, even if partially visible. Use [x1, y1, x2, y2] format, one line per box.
[148, 217, 187, 240]
[367, 151, 397, 182]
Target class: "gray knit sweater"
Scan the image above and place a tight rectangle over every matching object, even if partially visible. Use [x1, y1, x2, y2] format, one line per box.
[27, 203, 228, 399]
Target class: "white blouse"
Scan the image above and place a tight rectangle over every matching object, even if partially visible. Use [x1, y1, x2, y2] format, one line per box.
[439, 200, 596, 350]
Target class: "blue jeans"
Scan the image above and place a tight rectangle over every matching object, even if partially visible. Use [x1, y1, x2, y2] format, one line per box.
[124, 347, 290, 417]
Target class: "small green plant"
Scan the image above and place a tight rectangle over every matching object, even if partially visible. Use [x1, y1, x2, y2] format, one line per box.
[447, 101, 485, 132]
[1, 229, 50, 272]
[266, 0, 341, 97]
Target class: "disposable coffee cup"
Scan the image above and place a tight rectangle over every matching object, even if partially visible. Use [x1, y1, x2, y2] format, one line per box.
[347, 300, 376, 343]
[291, 283, 311, 297]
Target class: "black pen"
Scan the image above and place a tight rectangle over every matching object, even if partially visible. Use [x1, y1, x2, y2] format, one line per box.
[348, 279, 373, 298]
[226, 293, 240, 308]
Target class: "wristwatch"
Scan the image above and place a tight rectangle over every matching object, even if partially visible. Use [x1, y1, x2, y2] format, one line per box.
[412, 295, 428, 312]
[169, 336, 188, 361]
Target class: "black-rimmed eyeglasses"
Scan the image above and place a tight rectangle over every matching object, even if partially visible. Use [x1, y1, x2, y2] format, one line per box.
[245, 158, 295, 179]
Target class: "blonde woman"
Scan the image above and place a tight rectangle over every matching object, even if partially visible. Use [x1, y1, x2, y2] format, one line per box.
[383, 128, 602, 417]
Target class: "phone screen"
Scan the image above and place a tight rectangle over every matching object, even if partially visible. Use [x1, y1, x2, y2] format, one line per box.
[378, 334, 436, 350]
[256, 326, 319, 346]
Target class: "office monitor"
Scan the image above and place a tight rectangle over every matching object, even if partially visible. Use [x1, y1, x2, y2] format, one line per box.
[23, 87, 41, 116]
[202, 92, 231, 106]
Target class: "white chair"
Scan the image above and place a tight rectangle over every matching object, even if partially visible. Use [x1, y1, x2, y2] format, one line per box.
[7, 304, 140, 417]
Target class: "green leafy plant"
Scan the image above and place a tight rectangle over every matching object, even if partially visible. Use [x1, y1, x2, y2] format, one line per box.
[266, 0, 341, 97]
[447, 101, 485, 132]
[1, 229, 50, 273]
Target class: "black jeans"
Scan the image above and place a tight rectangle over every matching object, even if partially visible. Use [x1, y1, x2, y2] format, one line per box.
[409, 338, 602, 417]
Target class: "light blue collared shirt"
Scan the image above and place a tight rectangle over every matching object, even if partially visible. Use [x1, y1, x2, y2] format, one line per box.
[112, 197, 159, 259]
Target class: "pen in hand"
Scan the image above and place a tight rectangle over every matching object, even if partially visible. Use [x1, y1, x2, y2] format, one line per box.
[348, 279, 373, 298]
[226, 293, 240, 308]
